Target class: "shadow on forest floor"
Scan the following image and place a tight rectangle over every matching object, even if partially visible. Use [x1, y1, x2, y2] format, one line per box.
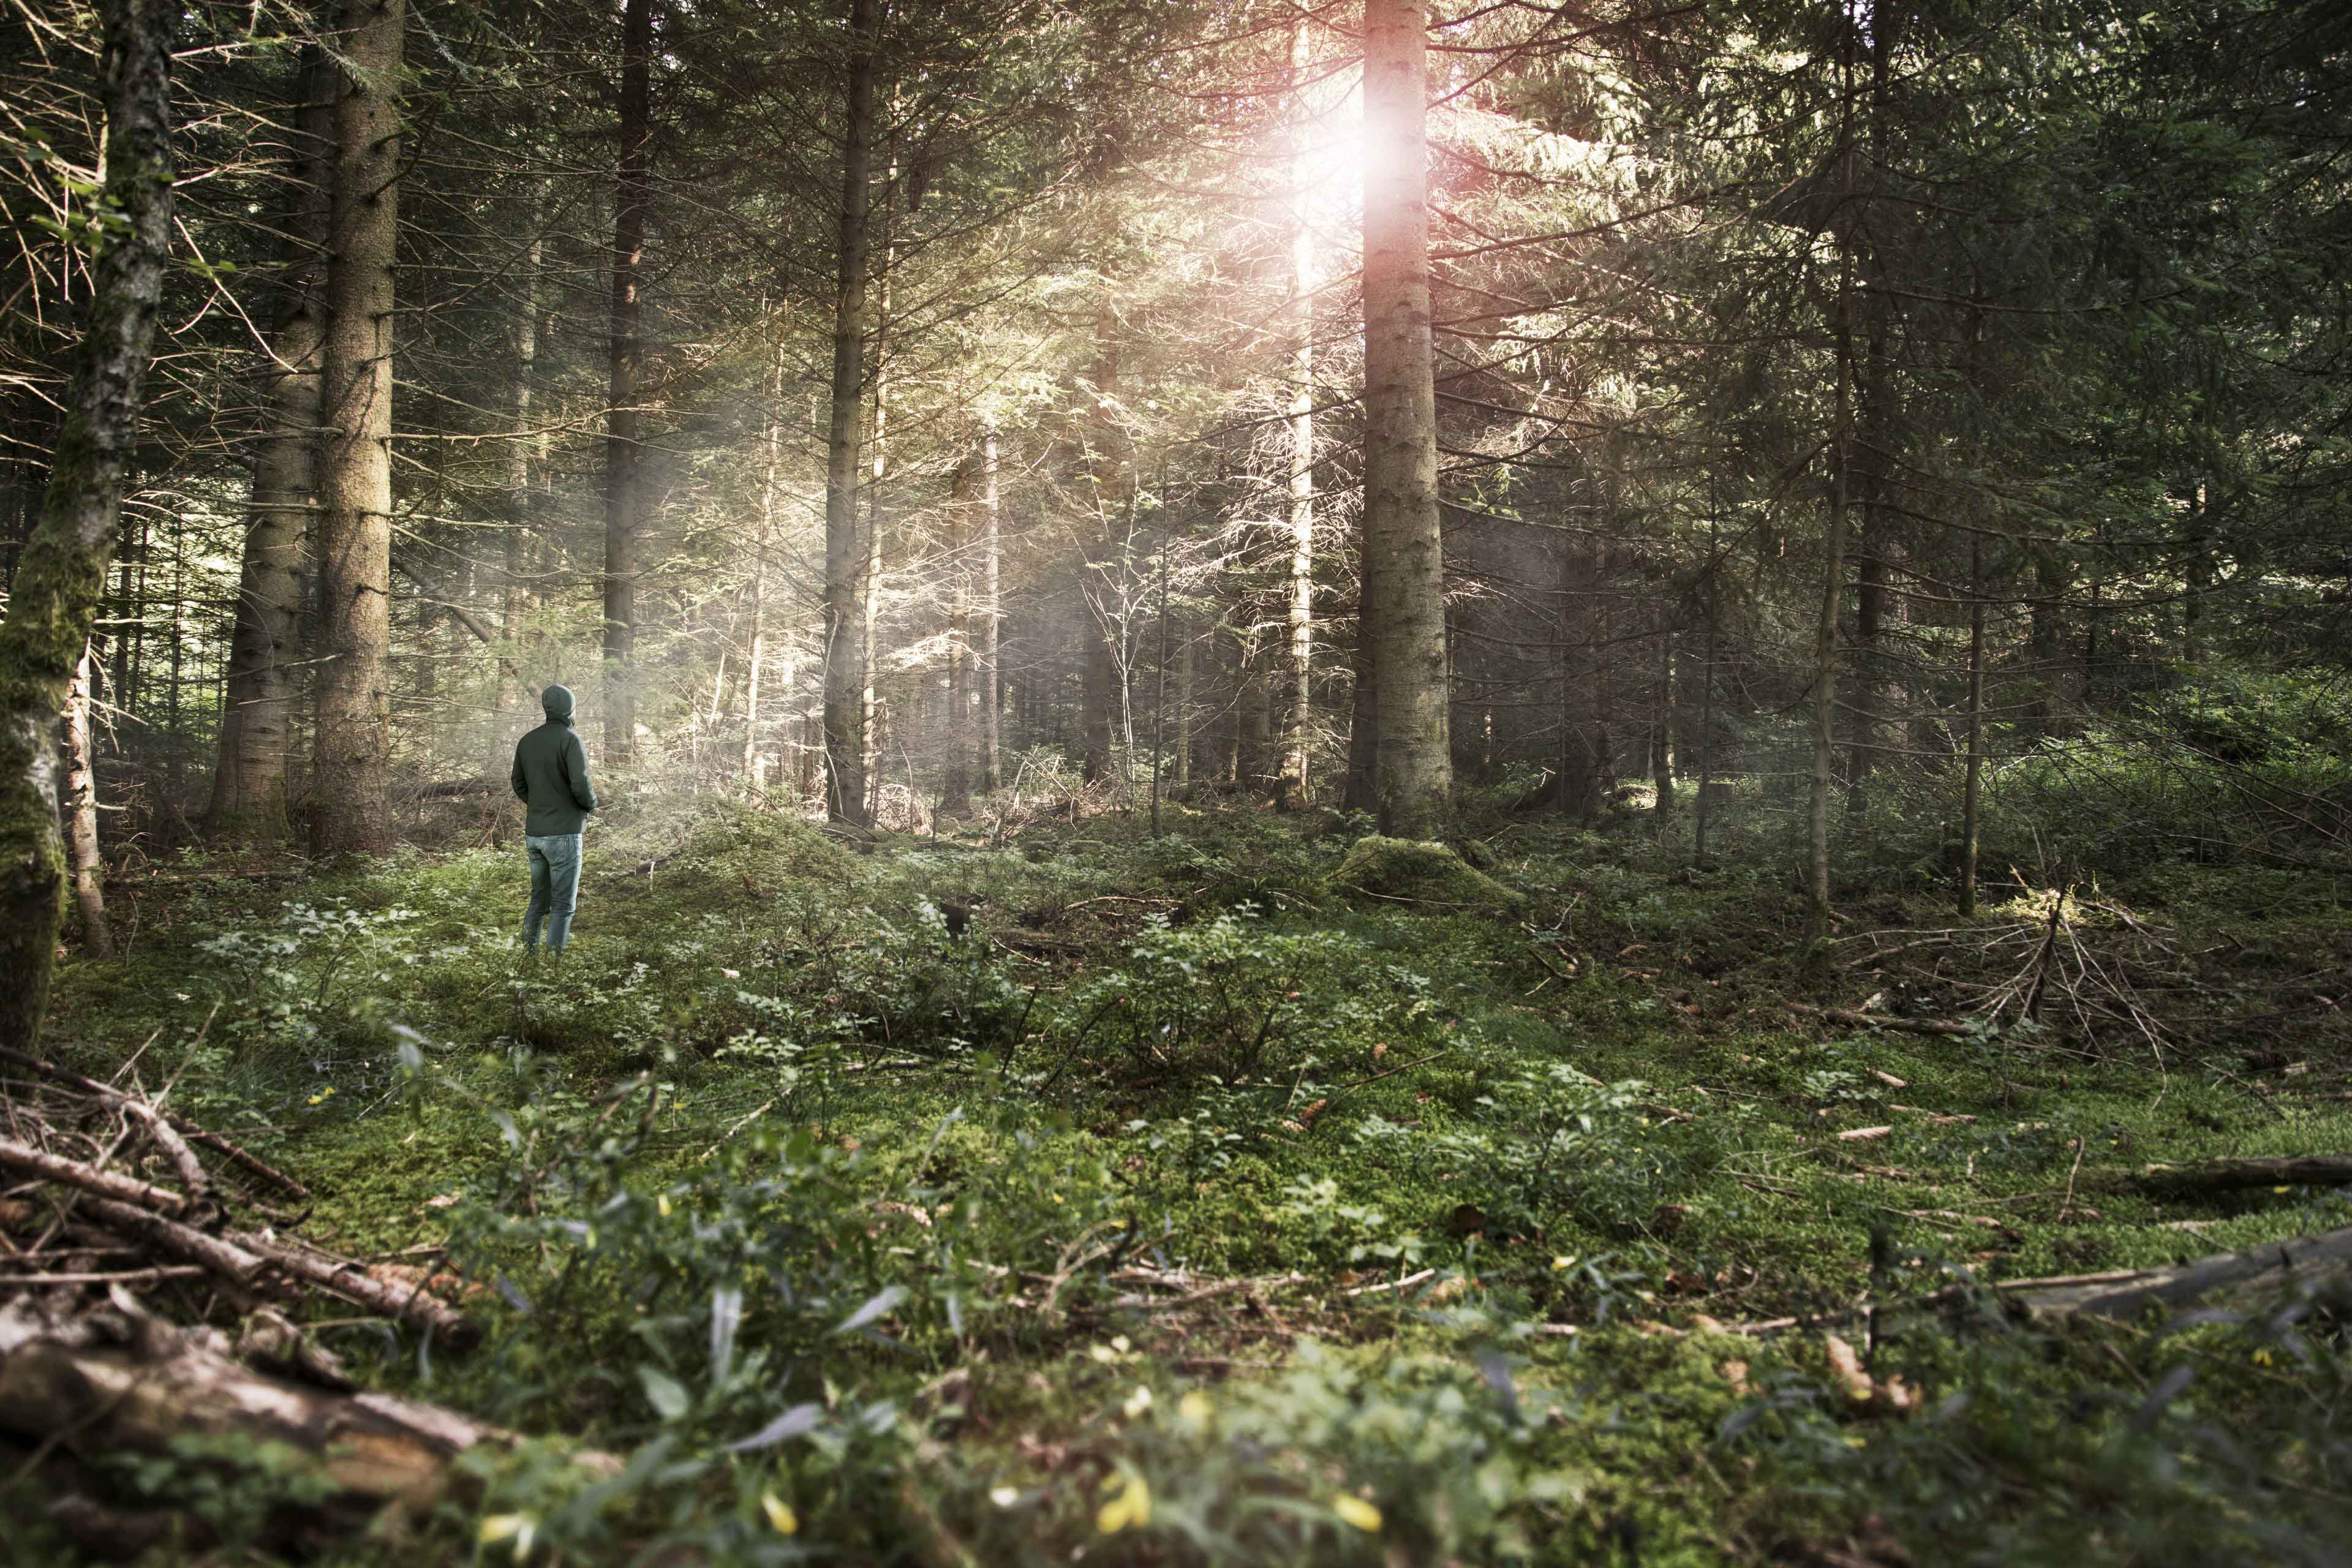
[13, 788, 2352, 1564]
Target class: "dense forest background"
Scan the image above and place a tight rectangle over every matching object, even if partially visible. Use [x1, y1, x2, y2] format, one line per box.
[2, 1, 2351, 1563]
[7, 0, 2343, 890]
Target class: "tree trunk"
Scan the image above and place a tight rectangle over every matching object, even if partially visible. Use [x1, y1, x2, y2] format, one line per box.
[1079, 323, 1125, 788]
[1342, 616, 1376, 811]
[981, 426, 1001, 793]
[0, 0, 174, 1050]
[1280, 20, 1316, 803]
[862, 242, 894, 824]
[502, 192, 540, 646]
[1237, 631, 1271, 792]
[66, 649, 111, 959]
[2081, 539, 2103, 712]
[742, 350, 781, 786]
[1847, 525, 1884, 818]
[2181, 481, 2211, 667]
[1593, 536, 1617, 801]
[110, 510, 145, 725]
[1651, 622, 1675, 818]
[1556, 531, 1603, 818]
[1806, 50, 1858, 945]
[1359, 0, 1450, 836]
[1845, 266, 1895, 823]
[1083, 613, 1115, 785]
[600, 0, 653, 764]
[208, 48, 330, 841]
[1694, 536, 1719, 863]
[1958, 527, 1987, 916]
[164, 510, 184, 810]
[821, 0, 881, 824]
[940, 453, 976, 815]
[1172, 607, 1193, 790]
[2028, 545, 2072, 739]
[312, 0, 403, 858]
[1807, 396, 1853, 939]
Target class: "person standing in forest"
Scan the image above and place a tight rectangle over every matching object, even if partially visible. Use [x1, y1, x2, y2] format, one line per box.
[510, 684, 600, 956]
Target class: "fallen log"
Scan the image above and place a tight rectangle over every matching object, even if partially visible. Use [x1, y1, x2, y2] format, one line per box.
[77, 1195, 270, 1287]
[1707, 1224, 2352, 1340]
[0, 1044, 311, 1200]
[124, 1096, 213, 1209]
[1, 1050, 479, 1345]
[236, 1233, 483, 1349]
[2098, 1155, 2352, 1196]
[0, 1295, 612, 1555]
[0, 1137, 194, 1219]
[63, 1199, 482, 1346]
[1790, 1004, 1976, 1038]
[1999, 1224, 2352, 1321]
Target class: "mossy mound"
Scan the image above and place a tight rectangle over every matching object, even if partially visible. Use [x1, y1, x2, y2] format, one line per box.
[1326, 834, 1525, 912]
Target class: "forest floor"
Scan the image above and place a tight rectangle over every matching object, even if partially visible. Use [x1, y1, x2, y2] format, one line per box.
[13, 790, 2352, 1564]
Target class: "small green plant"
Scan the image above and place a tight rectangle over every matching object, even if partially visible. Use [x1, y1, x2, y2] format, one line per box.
[102, 1433, 337, 1550]
[1044, 907, 1439, 1085]
[1431, 1067, 1697, 1245]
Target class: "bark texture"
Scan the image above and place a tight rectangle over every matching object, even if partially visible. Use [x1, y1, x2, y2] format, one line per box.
[1079, 322, 1126, 787]
[601, 0, 654, 763]
[311, 0, 403, 856]
[940, 452, 976, 814]
[64, 650, 110, 958]
[1959, 529, 1986, 915]
[1555, 533, 1604, 818]
[209, 48, 331, 840]
[1805, 62, 1858, 943]
[744, 344, 782, 783]
[502, 190, 541, 647]
[821, 0, 882, 824]
[0, 0, 175, 1050]
[1358, 0, 1450, 835]
[981, 427, 1001, 793]
[1281, 20, 1316, 802]
[0, 1298, 617, 1553]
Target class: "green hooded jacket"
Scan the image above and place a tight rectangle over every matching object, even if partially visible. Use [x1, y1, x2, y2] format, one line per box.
[510, 684, 600, 835]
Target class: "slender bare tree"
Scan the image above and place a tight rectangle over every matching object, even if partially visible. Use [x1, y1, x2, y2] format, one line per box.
[1280, 20, 1316, 802]
[66, 647, 110, 957]
[981, 426, 1001, 793]
[601, 0, 654, 763]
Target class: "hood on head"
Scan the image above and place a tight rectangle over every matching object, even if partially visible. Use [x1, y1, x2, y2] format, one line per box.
[541, 684, 575, 725]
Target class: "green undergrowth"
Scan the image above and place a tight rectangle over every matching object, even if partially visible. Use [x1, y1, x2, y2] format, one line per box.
[17, 792, 2352, 1564]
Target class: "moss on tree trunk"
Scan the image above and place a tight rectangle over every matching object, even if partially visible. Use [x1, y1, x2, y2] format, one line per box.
[0, 0, 175, 1050]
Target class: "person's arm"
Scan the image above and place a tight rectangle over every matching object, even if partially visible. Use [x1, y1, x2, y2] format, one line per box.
[511, 741, 529, 803]
[565, 733, 599, 813]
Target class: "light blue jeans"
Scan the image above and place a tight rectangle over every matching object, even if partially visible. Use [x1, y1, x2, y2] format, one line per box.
[523, 832, 582, 954]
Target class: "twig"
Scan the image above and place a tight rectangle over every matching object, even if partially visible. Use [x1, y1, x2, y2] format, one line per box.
[1790, 1005, 1975, 1038]
[1322, 1051, 1450, 1109]
[698, 1098, 775, 1161]
[1, 1265, 208, 1286]
[1344, 1267, 1436, 1298]
[0, 1045, 309, 1199]
[0, 1137, 194, 1219]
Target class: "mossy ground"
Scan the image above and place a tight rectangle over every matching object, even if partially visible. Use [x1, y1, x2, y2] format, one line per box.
[13, 791, 2352, 1564]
